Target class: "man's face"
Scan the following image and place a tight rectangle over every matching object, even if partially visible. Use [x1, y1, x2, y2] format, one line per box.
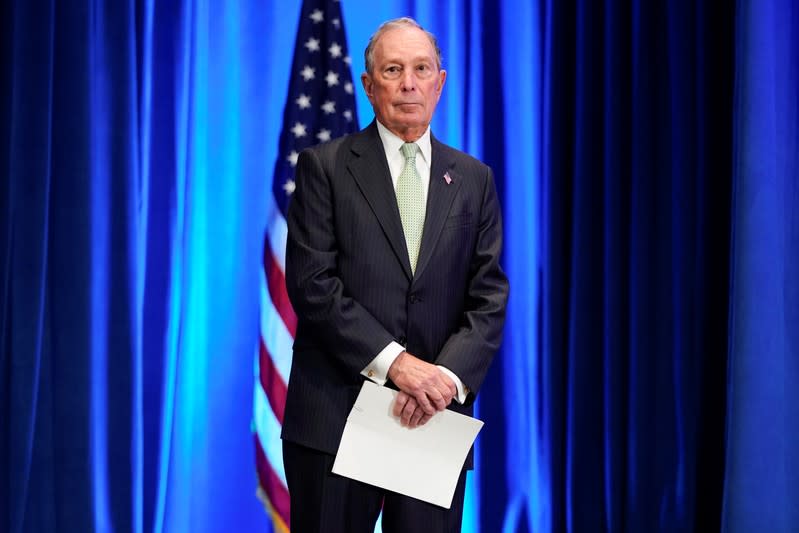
[361, 26, 447, 142]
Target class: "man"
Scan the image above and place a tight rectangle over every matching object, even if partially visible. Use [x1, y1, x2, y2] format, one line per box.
[282, 17, 508, 533]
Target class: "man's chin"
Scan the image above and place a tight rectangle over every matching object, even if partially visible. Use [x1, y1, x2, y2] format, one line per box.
[390, 116, 426, 129]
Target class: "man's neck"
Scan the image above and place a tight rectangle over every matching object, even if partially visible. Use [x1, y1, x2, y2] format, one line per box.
[375, 119, 429, 143]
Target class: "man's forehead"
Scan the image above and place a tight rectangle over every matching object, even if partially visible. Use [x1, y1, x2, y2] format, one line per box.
[374, 27, 435, 57]
[376, 52, 436, 66]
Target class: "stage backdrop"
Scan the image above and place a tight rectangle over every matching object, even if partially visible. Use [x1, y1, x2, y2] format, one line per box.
[1, 0, 795, 532]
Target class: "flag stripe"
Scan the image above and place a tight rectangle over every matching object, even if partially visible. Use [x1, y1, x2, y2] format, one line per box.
[259, 338, 288, 423]
[266, 198, 288, 273]
[255, 434, 291, 528]
[253, 379, 288, 486]
[260, 278, 293, 385]
[264, 234, 297, 337]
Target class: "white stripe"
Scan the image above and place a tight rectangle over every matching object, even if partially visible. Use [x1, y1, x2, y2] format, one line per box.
[252, 377, 288, 488]
[265, 195, 288, 273]
[260, 274, 294, 386]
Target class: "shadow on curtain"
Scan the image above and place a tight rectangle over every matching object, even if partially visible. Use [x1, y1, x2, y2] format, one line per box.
[524, 1, 734, 531]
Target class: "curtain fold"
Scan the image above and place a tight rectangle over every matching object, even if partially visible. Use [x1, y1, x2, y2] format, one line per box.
[2, 1, 275, 531]
[722, 0, 798, 530]
[537, 1, 734, 531]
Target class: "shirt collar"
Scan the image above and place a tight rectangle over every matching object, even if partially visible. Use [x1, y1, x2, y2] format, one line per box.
[375, 120, 432, 166]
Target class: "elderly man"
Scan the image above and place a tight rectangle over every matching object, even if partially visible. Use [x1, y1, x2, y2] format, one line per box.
[282, 17, 509, 533]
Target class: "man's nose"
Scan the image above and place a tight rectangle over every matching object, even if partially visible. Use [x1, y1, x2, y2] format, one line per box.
[400, 71, 417, 91]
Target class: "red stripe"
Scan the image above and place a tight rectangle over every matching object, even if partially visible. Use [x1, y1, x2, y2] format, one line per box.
[255, 435, 291, 528]
[259, 338, 287, 424]
[264, 235, 297, 337]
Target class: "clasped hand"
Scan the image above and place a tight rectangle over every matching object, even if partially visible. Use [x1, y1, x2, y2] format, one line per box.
[387, 351, 457, 428]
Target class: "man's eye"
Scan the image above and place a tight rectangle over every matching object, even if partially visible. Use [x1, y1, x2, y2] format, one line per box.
[416, 64, 433, 77]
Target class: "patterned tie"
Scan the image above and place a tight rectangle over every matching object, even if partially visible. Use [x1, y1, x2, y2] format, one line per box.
[396, 142, 426, 273]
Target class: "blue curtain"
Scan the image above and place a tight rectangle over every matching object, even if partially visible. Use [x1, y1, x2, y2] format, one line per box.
[1, 1, 794, 532]
[528, 1, 735, 531]
[1, 0, 280, 530]
[722, 0, 798, 531]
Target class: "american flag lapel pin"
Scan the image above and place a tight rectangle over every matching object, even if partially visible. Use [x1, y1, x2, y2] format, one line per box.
[444, 171, 452, 185]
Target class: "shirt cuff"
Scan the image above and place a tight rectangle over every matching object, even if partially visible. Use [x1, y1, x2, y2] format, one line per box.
[437, 365, 468, 404]
[361, 341, 405, 385]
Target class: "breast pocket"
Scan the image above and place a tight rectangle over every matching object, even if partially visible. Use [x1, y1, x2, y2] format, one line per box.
[444, 212, 473, 229]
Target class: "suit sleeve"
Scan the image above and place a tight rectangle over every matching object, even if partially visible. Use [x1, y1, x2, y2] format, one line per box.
[434, 167, 509, 405]
[285, 147, 396, 375]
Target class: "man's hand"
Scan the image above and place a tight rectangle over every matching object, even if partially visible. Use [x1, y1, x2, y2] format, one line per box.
[388, 351, 457, 421]
[392, 391, 434, 428]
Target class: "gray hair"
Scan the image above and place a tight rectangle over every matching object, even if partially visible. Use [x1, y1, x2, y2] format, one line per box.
[363, 17, 442, 74]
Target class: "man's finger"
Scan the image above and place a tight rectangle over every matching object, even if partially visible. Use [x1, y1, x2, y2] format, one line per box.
[426, 387, 447, 411]
[430, 376, 456, 409]
[413, 391, 436, 416]
[446, 380, 457, 398]
[408, 407, 425, 428]
[393, 391, 410, 417]
[401, 397, 418, 426]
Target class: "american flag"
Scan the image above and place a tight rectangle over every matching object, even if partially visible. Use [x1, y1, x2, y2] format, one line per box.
[254, 0, 359, 531]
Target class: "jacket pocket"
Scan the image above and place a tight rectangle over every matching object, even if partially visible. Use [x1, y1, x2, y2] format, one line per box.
[444, 213, 473, 228]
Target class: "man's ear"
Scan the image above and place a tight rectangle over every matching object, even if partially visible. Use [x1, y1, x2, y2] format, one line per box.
[436, 69, 447, 97]
[361, 72, 373, 100]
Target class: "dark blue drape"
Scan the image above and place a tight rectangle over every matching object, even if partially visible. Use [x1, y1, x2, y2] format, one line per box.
[1, 0, 275, 531]
[722, 0, 798, 530]
[528, 0, 734, 531]
[1, 0, 794, 532]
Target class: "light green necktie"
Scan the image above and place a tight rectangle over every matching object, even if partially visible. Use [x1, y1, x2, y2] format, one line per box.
[397, 142, 426, 273]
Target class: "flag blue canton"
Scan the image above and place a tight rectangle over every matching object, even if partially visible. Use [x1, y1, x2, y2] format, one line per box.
[271, 0, 360, 218]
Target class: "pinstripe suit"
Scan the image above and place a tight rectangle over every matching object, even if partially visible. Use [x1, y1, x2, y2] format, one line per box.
[281, 121, 508, 529]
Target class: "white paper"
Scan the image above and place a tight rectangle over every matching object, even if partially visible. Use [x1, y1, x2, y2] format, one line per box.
[331, 381, 484, 508]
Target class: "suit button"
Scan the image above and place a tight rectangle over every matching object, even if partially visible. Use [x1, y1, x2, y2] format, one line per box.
[398, 336, 406, 346]
[409, 293, 420, 303]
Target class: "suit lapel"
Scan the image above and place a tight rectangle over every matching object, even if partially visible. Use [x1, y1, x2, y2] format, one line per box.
[414, 136, 460, 280]
[347, 123, 413, 280]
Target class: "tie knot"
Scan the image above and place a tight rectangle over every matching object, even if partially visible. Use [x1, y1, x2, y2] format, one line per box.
[400, 143, 418, 161]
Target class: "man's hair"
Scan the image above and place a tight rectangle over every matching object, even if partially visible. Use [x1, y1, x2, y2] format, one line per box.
[363, 17, 442, 74]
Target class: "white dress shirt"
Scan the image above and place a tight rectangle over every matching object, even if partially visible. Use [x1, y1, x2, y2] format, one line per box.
[358, 121, 467, 404]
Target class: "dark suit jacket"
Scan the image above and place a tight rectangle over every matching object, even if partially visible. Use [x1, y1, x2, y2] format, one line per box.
[282, 121, 508, 466]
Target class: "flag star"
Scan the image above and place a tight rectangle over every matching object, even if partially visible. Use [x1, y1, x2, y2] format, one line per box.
[283, 179, 296, 195]
[343, 109, 353, 121]
[287, 150, 299, 166]
[343, 55, 351, 65]
[300, 65, 315, 81]
[291, 122, 307, 138]
[309, 9, 323, 23]
[325, 71, 339, 87]
[317, 129, 332, 142]
[344, 82, 353, 94]
[328, 42, 342, 58]
[321, 100, 336, 114]
[332, 18, 341, 29]
[296, 94, 311, 109]
[304, 37, 320, 52]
